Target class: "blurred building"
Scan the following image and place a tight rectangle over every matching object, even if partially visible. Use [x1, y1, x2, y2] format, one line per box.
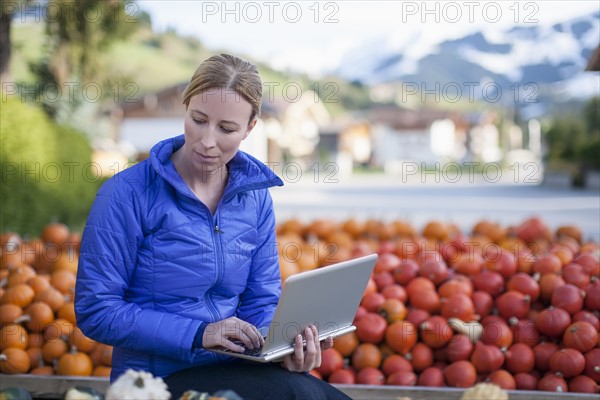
[364, 105, 470, 172]
[109, 84, 333, 164]
[112, 83, 188, 160]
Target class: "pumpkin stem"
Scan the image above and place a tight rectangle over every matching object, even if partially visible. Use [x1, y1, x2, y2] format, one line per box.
[134, 376, 145, 388]
[13, 315, 32, 324]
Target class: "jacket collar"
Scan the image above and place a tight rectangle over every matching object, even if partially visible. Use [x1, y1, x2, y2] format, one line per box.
[150, 135, 283, 201]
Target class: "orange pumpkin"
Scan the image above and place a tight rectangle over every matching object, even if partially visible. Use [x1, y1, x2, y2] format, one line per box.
[27, 347, 44, 368]
[0, 232, 22, 250]
[0, 347, 31, 374]
[333, 332, 359, 358]
[342, 218, 365, 239]
[422, 221, 449, 242]
[0, 323, 29, 351]
[100, 344, 113, 366]
[92, 365, 111, 377]
[30, 365, 55, 375]
[377, 298, 407, 324]
[385, 321, 418, 354]
[57, 349, 93, 376]
[42, 339, 68, 363]
[390, 220, 416, 238]
[0, 283, 35, 308]
[6, 264, 36, 287]
[41, 223, 70, 246]
[17, 301, 55, 332]
[58, 302, 76, 325]
[27, 332, 45, 349]
[0, 304, 23, 326]
[34, 287, 66, 312]
[50, 270, 76, 296]
[51, 248, 78, 274]
[351, 343, 382, 370]
[27, 275, 51, 294]
[68, 327, 97, 354]
[22, 239, 44, 269]
[43, 318, 74, 342]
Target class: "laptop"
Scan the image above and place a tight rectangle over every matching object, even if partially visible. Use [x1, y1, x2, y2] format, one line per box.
[207, 253, 378, 362]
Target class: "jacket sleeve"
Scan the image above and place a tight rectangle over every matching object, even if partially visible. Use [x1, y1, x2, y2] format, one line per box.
[74, 178, 202, 361]
[235, 190, 281, 329]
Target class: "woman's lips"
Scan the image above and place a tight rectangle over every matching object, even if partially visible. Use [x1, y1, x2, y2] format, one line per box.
[194, 151, 218, 161]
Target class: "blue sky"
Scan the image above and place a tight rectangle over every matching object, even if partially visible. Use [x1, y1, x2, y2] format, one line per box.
[139, 1, 599, 76]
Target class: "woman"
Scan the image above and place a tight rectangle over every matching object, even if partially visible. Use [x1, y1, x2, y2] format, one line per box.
[75, 54, 351, 399]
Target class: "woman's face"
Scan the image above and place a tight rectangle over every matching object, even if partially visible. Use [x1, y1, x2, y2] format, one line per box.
[182, 88, 255, 176]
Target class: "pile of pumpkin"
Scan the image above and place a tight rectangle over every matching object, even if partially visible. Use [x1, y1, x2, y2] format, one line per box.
[1, 217, 598, 395]
[276, 217, 600, 393]
[0, 223, 112, 377]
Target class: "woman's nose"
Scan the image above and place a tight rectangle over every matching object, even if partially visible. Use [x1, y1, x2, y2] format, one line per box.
[200, 127, 217, 148]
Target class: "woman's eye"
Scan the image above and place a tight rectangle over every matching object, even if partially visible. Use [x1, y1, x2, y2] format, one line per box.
[193, 119, 205, 125]
[220, 127, 234, 133]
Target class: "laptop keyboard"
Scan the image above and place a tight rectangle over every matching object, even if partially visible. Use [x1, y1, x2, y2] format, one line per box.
[227, 338, 267, 357]
[242, 346, 263, 356]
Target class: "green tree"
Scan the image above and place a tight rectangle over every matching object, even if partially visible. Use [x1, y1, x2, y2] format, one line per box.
[27, 0, 143, 122]
[544, 115, 586, 162]
[545, 96, 600, 187]
[0, 98, 102, 235]
[41, 0, 139, 84]
[579, 96, 600, 170]
[1, 0, 35, 82]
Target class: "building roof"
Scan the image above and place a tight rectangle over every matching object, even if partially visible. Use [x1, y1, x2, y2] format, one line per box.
[366, 105, 463, 131]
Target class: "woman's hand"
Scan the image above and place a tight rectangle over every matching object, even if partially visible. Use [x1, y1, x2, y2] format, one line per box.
[281, 325, 334, 372]
[202, 317, 264, 352]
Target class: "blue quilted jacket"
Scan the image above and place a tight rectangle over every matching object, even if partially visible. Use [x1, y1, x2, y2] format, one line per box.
[75, 135, 284, 380]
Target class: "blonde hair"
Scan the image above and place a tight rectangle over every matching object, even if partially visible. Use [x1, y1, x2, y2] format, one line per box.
[182, 54, 262, 123]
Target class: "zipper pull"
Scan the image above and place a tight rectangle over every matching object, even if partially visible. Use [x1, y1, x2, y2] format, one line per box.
[214, 218, 224, 234]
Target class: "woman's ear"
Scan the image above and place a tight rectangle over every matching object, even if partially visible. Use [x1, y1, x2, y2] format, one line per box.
[243, 118, 257, 140]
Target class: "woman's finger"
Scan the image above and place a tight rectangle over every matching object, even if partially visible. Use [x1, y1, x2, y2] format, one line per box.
[293, 333, 305, 370]
[239, 323, 262, 349]
[303, 326, 318, 369]
[221, 338, 246, 353]
[282, 334, 304, 372]
[321, 336, 334, 350]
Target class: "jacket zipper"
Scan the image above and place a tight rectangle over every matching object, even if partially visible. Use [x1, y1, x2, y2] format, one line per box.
[204, 208, 224, 323]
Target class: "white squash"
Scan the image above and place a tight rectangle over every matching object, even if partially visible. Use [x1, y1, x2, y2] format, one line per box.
[105, 369, 171, 400]
[448, 318, 483, 343]
[460, 383, 508, 400]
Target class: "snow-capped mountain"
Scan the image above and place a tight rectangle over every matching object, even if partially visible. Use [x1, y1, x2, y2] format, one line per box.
[334, 11, 600, 106]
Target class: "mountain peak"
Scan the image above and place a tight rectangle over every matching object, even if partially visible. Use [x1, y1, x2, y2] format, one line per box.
[334, 11, 599, 103]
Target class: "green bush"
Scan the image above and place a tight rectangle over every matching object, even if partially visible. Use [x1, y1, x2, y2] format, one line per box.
[0, 97, 103, 236]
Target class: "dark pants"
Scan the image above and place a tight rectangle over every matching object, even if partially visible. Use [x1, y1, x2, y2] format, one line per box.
[164, 362, 352, 400]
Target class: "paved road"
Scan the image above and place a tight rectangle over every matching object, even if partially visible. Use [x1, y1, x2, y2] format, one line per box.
[270, 175, 600, 242]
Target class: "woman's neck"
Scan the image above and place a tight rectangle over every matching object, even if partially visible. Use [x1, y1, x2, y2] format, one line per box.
[172, 149, 228, 213]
